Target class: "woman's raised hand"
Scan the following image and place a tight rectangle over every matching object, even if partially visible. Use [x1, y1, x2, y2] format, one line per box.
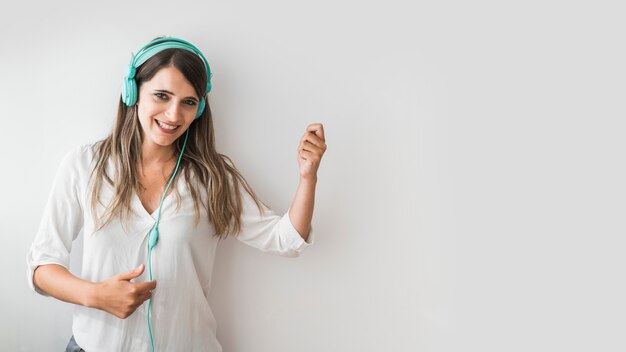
[297, 123, 327, 180]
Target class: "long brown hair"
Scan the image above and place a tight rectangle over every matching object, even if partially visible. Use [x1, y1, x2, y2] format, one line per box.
[90, 40, 264, 239]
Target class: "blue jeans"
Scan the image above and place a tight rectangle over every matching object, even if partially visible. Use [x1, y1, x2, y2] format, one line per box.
[65, 335, 84, 352]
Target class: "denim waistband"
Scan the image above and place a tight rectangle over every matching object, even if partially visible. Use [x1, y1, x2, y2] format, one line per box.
[65, 335, 84, 352]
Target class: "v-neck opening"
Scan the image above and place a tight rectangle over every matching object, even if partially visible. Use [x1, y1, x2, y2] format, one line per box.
[134, 177, 180, 220]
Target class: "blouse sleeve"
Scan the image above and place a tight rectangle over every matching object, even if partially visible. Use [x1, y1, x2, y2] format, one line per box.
[234, 181, 315, 258]
[26, 147, 85, 296]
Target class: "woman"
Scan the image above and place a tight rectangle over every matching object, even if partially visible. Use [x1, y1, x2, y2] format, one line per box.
[26, 37, 326, 352]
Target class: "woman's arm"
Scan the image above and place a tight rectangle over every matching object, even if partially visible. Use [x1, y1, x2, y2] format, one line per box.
[33, 264, 95, 307]
[289, 123, 326, 240]
[288, 179, 317, 241]
[33, 263, 156, 319]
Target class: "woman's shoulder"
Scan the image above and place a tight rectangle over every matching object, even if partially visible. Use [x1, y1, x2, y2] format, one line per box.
[58, 142, 100, 176]
[63, 142, 98, 161]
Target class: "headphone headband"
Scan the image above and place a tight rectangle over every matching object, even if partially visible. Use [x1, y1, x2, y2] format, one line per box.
[132, 38, 212, 94]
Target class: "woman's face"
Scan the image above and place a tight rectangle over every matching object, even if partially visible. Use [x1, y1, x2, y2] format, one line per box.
[136, 65, 200, 150]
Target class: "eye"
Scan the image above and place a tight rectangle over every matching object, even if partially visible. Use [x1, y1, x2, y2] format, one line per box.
[154, 93, 168, 100]
[184, 99, 197, 106]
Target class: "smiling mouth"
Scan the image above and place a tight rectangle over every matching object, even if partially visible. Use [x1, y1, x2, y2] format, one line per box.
[155, 119, 180, 131]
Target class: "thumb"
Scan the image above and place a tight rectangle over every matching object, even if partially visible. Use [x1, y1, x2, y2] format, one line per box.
[117, 264, 144, 281]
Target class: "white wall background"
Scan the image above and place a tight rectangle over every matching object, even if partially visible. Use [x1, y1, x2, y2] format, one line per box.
[1, 0, 624, 351]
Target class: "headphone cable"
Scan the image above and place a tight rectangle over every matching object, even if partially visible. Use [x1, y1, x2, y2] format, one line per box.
[147, 128, 190, 352]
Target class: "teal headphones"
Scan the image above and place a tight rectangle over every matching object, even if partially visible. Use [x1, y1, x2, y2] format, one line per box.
[121, 37, 212, 119]
[122, 37, 212, 352]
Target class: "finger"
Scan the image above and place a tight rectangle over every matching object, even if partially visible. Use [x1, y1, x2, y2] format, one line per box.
[306, 123, 325, 141]
[299, 142, 324, 155]
[301, 133, 328, 153]
[306, 124, 324, 141]
[298, 149, 322, 162]
[134, 280, 157, 293]
[301, 133, 326, 149]
[137, 291, 153, 303]
[117, 264, 145, 281]
[298, 141, 326, 156]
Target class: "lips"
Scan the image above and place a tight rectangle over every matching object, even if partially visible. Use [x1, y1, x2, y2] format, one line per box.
[155, 119, 180, 134]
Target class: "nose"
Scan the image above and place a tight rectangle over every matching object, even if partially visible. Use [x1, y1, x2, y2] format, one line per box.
[164, 101, 182, 121]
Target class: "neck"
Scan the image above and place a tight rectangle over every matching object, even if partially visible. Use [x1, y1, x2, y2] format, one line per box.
[141, 141, 177, 169]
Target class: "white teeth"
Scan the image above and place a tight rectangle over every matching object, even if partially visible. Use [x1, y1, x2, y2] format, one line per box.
[156, 120, 178, 130]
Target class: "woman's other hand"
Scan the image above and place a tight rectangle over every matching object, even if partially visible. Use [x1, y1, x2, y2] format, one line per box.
[91, 264, 156, 319]
[297, 123, 327, 181]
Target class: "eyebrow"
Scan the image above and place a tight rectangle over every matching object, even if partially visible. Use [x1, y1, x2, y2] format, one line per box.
[154, 89, 199, 102]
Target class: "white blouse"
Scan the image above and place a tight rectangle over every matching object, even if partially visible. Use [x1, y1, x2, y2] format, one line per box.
[26, 144, 314, 352]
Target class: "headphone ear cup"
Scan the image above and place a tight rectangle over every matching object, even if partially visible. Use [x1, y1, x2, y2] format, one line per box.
[122, 76, 138, 106]
[195, 96, 206, 119]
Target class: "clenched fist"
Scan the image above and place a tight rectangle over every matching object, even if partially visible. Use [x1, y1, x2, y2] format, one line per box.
[297, 123, 327, 180]
[91, 264, 156, 319]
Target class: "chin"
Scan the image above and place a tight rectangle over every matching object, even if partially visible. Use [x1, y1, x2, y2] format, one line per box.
[149, 133, 178, 147]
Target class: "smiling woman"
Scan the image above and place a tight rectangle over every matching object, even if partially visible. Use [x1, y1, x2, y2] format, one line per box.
[137, 66, 200, 144]
[25, 36, 326, 352]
